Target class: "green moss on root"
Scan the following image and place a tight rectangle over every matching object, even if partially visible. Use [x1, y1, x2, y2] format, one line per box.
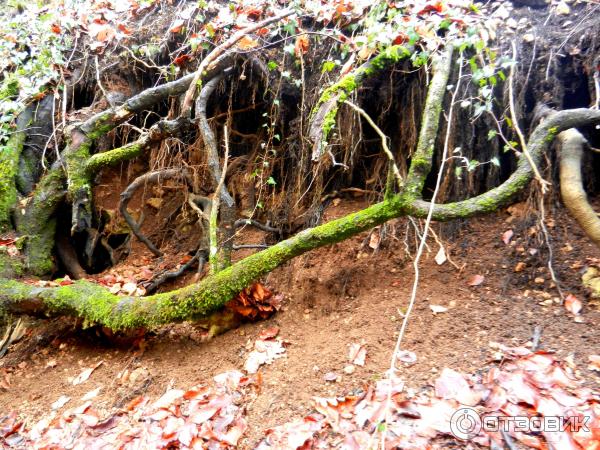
[0, 126, 26, 231]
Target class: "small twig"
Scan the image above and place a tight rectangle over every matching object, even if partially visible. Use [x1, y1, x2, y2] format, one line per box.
[94, 56, 109, 102]
[234, 219, 280, 234]
[180, 10, 294, 117]
[593, 68, 599, 110]
[538, 193, 564, 301]
[233, 244, 269, 250]
[208, 126, 230, 271]
[143, 248, 206, 294]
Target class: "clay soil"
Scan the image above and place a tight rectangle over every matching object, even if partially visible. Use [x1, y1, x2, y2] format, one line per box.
[1, 197, 600, 448]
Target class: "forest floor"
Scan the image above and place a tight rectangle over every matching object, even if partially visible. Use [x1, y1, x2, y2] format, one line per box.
[1, 196, 600, 448]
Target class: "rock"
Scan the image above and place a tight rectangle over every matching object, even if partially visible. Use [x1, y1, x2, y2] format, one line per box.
[523, 33, 535, 43]
[506, 18, 518, 28]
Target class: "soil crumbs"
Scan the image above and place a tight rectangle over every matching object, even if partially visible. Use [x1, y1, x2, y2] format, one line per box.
[1, 199, 600, 448]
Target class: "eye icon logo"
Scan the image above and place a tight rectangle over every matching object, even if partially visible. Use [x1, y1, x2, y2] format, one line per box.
[450, 407, 481, 439]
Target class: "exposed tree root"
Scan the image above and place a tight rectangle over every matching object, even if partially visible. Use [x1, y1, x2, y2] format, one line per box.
[558, 128, 600, 248]
[119, 169, 190, 257]
[2, 101, 598, 329]
[143, 248, 207, 294]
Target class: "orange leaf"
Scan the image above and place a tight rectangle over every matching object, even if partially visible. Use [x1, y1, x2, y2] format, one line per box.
[237, 36, 258, 50]
[252, 283, 271, 301]
[117, 23, 132, 35]
[173, 54, 192, 66]
[51, 23, 61, 34]
[294, 34, 309, 57]
[96, 26, 116, 43]
[393, 33, 408, 45]
[467, 274, 485, 286]
[564, 294, 582, 315]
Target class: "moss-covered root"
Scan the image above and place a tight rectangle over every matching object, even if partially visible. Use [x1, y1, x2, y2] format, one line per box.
[558, 128, 600, 248]
[308, 45, 413, 160]
[16, 164, 66, 276]
[404, 46, 453, 197]
[64, 127, 94, 234]
[85, 118, 190, 174]
[0, 109, 31, 231]
[0, 195, 409, 330]
[406, 108, 600, 220]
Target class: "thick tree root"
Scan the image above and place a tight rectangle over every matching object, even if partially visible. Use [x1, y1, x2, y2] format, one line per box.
[407, 109, 600, 220]
[558, 128, 600, 248]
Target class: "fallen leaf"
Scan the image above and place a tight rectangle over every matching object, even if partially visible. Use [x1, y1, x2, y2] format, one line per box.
[294, 34, 309, 57]
[153, 389, 184, 409]
[237, 35, 258, 50]
[51, 395, 71, 410]
[348, 342, 367, 366]
[467, 274, 485, 286]
[434, 247, 447, 265]
[368, 232, 380, 250]
[72, 361, 103, 385]
[324, 372, 339, 382]
[170, 19, 185, 33]
[514, 262, 526, 272]
[429, 304, 448, 314]
[588, 355, 600, 372]
[396, 350, 417, 365]
[258, 327, 279, 340]
[81, 387, 101, 401]
[564, 294, 582, 315]
[502, 229, 514, 245]
[121, 282, 138, 296]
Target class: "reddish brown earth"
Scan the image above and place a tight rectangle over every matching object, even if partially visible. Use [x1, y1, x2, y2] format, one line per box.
[1, 197, 599, 448]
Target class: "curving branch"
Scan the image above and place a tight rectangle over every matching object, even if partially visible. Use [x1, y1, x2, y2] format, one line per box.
[2, 108, 599, 330]
[308, 45, 413, 161]
[406, 108, 600, 220]
[180, 10, 295, 118]
[234, 219, 280, 234]
[195, 74, 236, 271]
[119, 169, 190, 257]
[85, 118, 190, 174]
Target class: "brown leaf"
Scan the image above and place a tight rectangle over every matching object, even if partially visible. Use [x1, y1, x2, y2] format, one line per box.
[258, 327, 279, 340]
[467, 274, 484, 286]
